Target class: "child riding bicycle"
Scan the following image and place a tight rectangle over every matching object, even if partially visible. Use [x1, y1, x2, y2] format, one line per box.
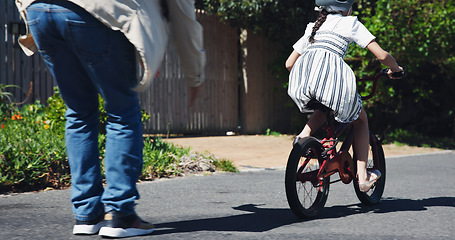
[285, 0, 403, 192]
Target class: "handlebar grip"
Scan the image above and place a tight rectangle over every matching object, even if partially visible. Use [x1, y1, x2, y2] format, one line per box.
[381, 68, 405, 79]
[391, 70, 405, 78]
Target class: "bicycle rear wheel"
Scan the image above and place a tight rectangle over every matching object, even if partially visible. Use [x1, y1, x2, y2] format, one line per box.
[353, 133, 386, 205]
[285, 137, 330, 218]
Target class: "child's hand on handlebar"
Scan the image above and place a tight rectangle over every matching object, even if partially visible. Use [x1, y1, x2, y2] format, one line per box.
[387, 66, 405, 79]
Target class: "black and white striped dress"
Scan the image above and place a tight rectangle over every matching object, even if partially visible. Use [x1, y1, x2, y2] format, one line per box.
[288, 14, 375, 123]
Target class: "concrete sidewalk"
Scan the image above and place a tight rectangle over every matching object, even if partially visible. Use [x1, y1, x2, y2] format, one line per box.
[163, 135, 446, 170]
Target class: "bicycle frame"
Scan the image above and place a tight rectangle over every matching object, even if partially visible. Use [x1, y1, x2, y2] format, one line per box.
[286, 68, 399, 218]
[304, 71, 387, 185]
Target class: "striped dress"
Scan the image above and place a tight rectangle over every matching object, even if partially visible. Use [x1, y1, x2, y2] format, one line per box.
[288, 14, 375, 123]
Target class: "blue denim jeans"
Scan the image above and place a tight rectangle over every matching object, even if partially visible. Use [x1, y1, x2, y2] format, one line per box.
[26, 1, 143, 221]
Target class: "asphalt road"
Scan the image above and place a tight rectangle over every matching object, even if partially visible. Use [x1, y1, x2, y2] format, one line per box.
[1, 152, 454, 240]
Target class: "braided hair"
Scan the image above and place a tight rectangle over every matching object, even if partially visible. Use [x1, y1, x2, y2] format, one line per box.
[309, 9, 330, 43]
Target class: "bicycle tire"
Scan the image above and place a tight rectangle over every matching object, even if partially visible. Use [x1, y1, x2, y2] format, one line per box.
[285, 137, 330, 218]
[353, 133, 386, 205]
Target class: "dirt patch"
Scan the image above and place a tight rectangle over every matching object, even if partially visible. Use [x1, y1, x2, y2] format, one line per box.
[163, 135, 446, 170]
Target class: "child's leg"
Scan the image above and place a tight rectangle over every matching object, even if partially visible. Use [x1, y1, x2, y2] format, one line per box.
[297, 110, 326, 138]
[353, 109, 370, 183]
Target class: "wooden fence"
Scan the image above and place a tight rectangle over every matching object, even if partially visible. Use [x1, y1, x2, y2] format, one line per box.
[0, 1, 54, 106]
[240, 30, 291, 134]
[140, 10, 240, 134]
[1, 2, 291, 135]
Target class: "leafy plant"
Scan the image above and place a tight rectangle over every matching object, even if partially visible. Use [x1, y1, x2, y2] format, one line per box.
[213, 159, 239, 173]
[200, 0, 455, 140]
[265, 128, 281, 136]
[141, 137, 238, 179]
[385, 128, 455, 150]
[348, 0, 455, 138]
[43, 89, 66, 135]
[141, 137, 189, 179]
[1, 86, 235, 193]
[0, 100, 69, 192]
[198, 0, 315, 43]
[0, 84, 19, 120]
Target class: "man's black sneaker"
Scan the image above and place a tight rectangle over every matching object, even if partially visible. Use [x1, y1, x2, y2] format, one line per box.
[98, 211, 155, 238]
[73, 214, 105, 235]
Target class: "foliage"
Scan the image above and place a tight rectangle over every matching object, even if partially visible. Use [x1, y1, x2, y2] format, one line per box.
[1, 88, 235, 193]
[197, 0, 316, 81]
[0, 84, 19, 119]
[213, 159, 239, 173]
[43, 89, 67, 135]
[198, 0, 315, 43]
[0, 100, 69, 192]
[199, 0, 455, 140]
[385, 128, 455, 150]
[141, 138, 238, 179]
[265, 128, 281, 136]
[197, 0, 317, 133]
[349, 0, 455, 138]
[141, 137, 190, 179]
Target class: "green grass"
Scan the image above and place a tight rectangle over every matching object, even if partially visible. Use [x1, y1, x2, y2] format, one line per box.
[265, 128, 281, 136]
[141, 138, 238, 180]
[213, 159, 240, 173]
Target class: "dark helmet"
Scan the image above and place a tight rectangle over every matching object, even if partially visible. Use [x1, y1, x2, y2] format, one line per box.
[315, 0, 355, 12]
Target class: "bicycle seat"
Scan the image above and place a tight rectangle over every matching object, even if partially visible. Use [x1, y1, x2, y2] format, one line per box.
[306, 99, 332, 113]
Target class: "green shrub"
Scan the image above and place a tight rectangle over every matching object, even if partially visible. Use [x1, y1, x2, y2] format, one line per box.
[141, 137, 239, 178]
[0, 100, 69, 192]
[200, 1, 455, 139]
[213, 159, 239, 173]
[141, 137, 190, 179]
[385, 128, 455, 150]
[1, 88, 234, 193]
[265, 128, 281, 136]
[0, 84, 18, 120]
[348, 0, 455, 138]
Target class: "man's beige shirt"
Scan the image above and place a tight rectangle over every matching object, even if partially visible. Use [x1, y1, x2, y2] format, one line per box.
[15, 0, 205, 91]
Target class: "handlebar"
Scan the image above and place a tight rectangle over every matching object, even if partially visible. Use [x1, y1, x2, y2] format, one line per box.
[358, 68, 405, 100]
[381, 68, 406, 78]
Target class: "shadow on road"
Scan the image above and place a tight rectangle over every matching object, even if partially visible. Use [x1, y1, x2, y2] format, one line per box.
[154, 204, 298, 235]
[154, 197, 455, 236]
[320, 196, 455, 219]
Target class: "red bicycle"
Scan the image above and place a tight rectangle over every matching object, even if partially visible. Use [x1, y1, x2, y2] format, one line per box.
[285, 69, 403, 218]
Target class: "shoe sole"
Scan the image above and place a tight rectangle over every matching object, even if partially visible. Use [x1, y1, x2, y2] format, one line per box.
[99, 226, 155, 238]
[359, 171, 382, 192]
[73, 222, 104, 235]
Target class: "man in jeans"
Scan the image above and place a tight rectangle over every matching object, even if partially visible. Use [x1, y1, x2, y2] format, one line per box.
[15, 0, 205, 238]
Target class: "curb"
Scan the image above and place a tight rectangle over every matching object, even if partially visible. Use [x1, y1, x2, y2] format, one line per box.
[237, 150, 454, 172]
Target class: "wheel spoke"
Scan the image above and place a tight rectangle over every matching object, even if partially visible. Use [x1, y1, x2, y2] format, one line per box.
[286, 137, 329, 218]
[297, 156, 323, 208]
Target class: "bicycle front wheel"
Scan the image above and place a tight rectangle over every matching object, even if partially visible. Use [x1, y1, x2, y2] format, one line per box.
[285, 137, 330, 218]
[353, 133, 386, 205]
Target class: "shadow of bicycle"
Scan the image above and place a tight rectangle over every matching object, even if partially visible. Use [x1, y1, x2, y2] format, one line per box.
[153, 196, 455, 235]
[319, 196, 455, 219]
